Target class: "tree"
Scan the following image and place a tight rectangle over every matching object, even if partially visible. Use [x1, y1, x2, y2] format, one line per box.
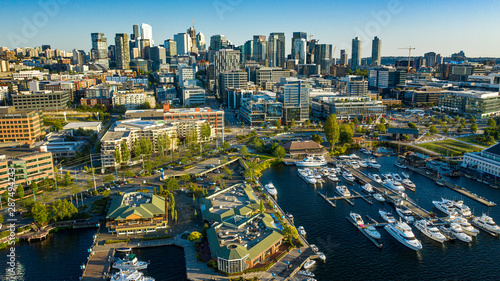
[223, 167, 233, 180]
[0, 214, 3, 224]
[103, 174, 115, 183]
[31, 202, 50, 224]
[417, 116, 422, 124]
[188, 231, 203, 242]
[50, 199, 78, 221]
[114, 147, 121, 165]
[430, 116, 436, 122]
[200, 123, 212, 141]
[401, 135, 410, 141]
[457, 125, 463, 133]
[120, 142, 130, 163]
[352, 117, 359, 125]
[30, 182, 39, 201]
[429, 125, 439, 135]
[488, 118, 496, 127]
[272, 145, 286, 159]
[222, 141, 230, 150]
[180, 173, 191, 183]
[339, 124, 354, 144]
[165, 177, 179, 190]
[376, 124, 386, 132]
[259, 199, 264, 213]
[408, 122, 417, 129]
[471, 123, 478, 133]
[125, 170, 135, 178]
[443, 128, 449, 134]
[460, 118, 466, 127]
[379, 117, 386, 124]
[17, 186, 25, 200]
[373, 132, 379, 137]
[305, 119, 311, 126]
[274, 119, 281, 129]
[311, 134, 323, 144]
[470, 116, 476, 124]
[324, 114, 340, 151]
[282, 224, 299, 241]
[240, 145, 249, 157]
[102, 190, 110, 197]
[367, 117, 373, 125]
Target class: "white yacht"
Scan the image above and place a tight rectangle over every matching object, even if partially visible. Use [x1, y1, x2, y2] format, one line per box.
[303, 259, 316, 269]
[111, 270, 155, 281]
[317, 252, 326, 261]
[310, 244, 319, 252]
[342, 171, 355, 182]
[379, 210, 396, 223]
[295, 156, 327, 167]
[451, 200, 472, 217]
[472, 214, 500, 234]
[361, 183, 374, 193]
[264, 182, 278, 196]
[297, 169, 317, 184]
[414, 219, 446, 243]
[401, 179, 416, 189]
[395, 205, 415, 223]
[449, 223, 472, 242]
[383, 180, 405, 192]
[358, 161, 368, 168]
[394, 162, 407, 169]
[298, 270, 315, 277]
[112, 254, 149, 270]
[368, 173, 383, 183]
[384, 220, 422, 251]
[432, 198, 456, 216]
[450, 216, 479, 236]
[350, 212, 364, 227]
[373, 193, 385, 202]
[368, 161, 381, 169]
[365, 226, 381, 239]
[392, 173, 403, 182]
[298, 226, 307, 236]
[327, 174, 339, 182]
[336, 185, 351, 197]
[382, 173, 393, 180]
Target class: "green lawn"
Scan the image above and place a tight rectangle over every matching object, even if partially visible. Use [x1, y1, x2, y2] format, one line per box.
[417, 139, 483, 156]
[457, 135, 489, 148]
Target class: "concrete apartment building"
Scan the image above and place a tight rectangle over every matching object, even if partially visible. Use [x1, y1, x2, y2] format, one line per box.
[0, 147, 54, 191]
[111, 90, 156, 109]
[182, 86, 206, 106]
[11, 91, 71, 111]
[0, 106, 42, 144]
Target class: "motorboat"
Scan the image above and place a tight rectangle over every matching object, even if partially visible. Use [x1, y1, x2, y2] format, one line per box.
[383, 180, 405, 192]
[111, 270, 155, 281]
[382, 173, 393, 180]
[373, 193, 385, 202]
[298, 226, 307, 236]
[264, 182, 278, 196]
[327, 174, 339, 182]
[402, 172, 410, 178]
[436, 179, 446, 186]
[358, 161, 368, 168]
[395, 205, 415, 223]
[379, 210, 396, 223]
[298, 270, 315, 277]
[384, 220, 422, 251]
[368, 157, 377, 164]
[368, 162, 381, 169]
[392, 173, 403, 182]
[310, 244, 319, 252]
[305, 176, 317, 184]
[432, 198, 456, 216]
[401, 179, 416, 189]
[336, 185, 351, 197]
[317, 252, 326, 261]
[450, 216, 479, 236]
[361, 183, 374, 193]
[394, 161, 407, 169]
[364, 226, 381, 239]
[112, 254, 149, 270]
[350, 161, 361, 169]
[303, 259, 316, 269]
[295, 157, 327, 167]
[297, 169, 317, 184]
[451, 200, 472, 217]
[472, 214, 500, 234]
[368, 173, 383, 183]
[342, 171, 355, 182]
[350, 212, 364, 227]
[414, 219, 446, 243]
[116, 248, 132, 252]
[449, 223, 472, 242]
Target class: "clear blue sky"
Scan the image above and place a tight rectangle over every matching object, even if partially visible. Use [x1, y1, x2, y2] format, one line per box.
[2, 0, 499, 57]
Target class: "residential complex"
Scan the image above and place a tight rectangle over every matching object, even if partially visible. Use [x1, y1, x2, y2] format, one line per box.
[437, 90, 500, 118]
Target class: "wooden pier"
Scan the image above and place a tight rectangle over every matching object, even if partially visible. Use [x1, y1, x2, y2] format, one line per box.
[346, 216, 383, 248]
[317, 191, 336, 207]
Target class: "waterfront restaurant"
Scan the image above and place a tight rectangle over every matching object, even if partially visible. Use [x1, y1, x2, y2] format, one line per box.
[106, 192, 168, 235]
[283, 140, 327, 158]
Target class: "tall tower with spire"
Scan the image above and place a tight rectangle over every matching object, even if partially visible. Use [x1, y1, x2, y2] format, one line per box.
[188, 17, 198, 55]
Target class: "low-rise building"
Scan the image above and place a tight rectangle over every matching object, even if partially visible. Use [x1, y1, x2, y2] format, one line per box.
[63, 121, 102, 133]
[239, 94, 282, 126]
[311, 96, 386, 120]
[111, 90, 156, 109]
[13, 70, 44, 80]
[11, 91, 71, 111]
[36, 131, 86, 159]
[0, 106, 42, 144]
[182, 86, 206, 106]
[438, 90, 500, 118]
[106, 192, 167, 235]
[283, 140, 327, 158]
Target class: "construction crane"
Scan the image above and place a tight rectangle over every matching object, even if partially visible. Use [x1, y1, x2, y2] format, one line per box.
[398, 46, 415, 73]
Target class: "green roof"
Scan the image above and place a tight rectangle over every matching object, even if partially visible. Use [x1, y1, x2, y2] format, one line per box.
[200, 184, 259, 223]
[106, 192, 166, 220]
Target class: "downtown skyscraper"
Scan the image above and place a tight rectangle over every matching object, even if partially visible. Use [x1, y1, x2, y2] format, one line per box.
[268, 32, 285, 68]
[91, 33, 109, 68]
[115, 33, 130, 69]
[351, 37, 362, 69]
[371, 36, 381, 66]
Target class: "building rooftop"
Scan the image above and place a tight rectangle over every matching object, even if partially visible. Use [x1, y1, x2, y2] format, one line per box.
[0, 147, 50, 158]
[106, 192, 166, 220]
[200, 184, 259, 222]
[483, 142, 500, 157]
[63, 121, 102, 130]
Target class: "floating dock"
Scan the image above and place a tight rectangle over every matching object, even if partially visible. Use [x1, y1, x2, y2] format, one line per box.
[317, 191, 336, 207]
[351, 189, 373, 205]
[346, 216, 383, 248]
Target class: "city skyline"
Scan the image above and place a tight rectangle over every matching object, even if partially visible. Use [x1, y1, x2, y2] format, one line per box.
[2, 0, 500, 57]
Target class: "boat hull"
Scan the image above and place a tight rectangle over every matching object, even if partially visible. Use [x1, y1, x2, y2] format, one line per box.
[384, 225, 422, 251]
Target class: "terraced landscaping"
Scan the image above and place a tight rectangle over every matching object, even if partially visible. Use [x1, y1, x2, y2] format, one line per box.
[457, 135, 490, 148]
[416, 139, 483, 156]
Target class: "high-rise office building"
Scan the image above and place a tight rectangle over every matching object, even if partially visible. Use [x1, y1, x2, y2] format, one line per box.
[371, 36, 381, 66]
[253, 35, 267, 63]
[149, 46, 166, 71]
[214, 49, 241, 94]
[72, 49, 86, 65]
[283, 81, 310, 123]
[140, 23, 153, 46]
[294, 38, 307, 64]
[424, 52, 437, 67]
[351, 37, 362, 70]
[91, 33, 109, 68]
[132, 24, 139, 40]
[164, 39, 177, 58]
[291, 32, 307, 56]
[340, 49, 348, 66]
[108, 45, 115, 62]
[187, 26, 198, 54]
[210, 35, 228, 51]
[115, 33, 130, 69]
[174, 33, 191, 55]
[268, 32, 285, 68]
[196, 32, 206, 51]
[314, 44, 333, 74]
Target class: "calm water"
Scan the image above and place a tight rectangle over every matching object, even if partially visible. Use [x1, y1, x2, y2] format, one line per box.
[260, 150, 500, 281]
